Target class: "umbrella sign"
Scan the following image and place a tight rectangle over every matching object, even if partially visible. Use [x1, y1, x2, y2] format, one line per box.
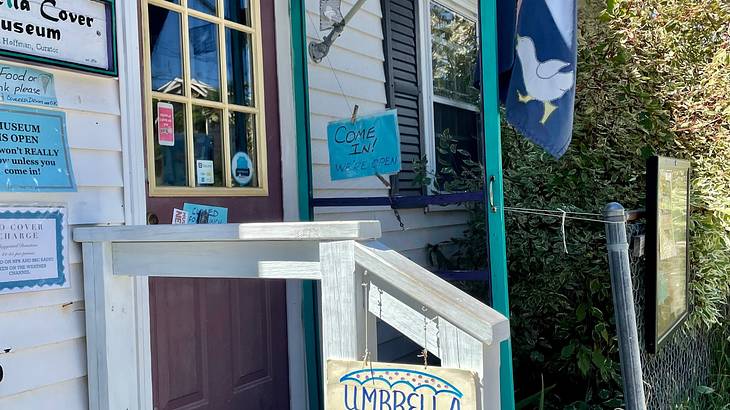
[326, 109, 401, 181]
[326, 359, 477, 409]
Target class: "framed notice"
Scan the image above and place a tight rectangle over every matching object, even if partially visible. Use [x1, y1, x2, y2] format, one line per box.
[0, 205, 69, 294]
[326, 360, 478, 409]
[646, 156, 691, 353]
[0, 105, 75, 192]
[0, 0, 117, 76]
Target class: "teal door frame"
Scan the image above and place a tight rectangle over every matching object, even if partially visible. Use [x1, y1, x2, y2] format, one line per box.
[291, 0, 514, 408]
[290, 1, 322, 409]
[478, 0, 515, 408]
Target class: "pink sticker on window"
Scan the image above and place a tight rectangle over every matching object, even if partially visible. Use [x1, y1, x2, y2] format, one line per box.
[158, 102, 175, 147]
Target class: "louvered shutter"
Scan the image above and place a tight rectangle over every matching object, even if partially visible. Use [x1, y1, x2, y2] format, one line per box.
[381, 0, 424, 196]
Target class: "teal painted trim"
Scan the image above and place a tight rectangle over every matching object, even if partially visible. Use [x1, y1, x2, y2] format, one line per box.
[477, 0, 515, 409]
[290, 1, 321, 410]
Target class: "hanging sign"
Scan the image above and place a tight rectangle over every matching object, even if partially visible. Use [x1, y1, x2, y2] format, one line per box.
[0, 105, 75, 192]
[327, 109, 401, 181]
[0, 64, 57, 107]
[0, 205, 69, 295]
[0, 0, 117, 76]
[326, 360, 478, 410]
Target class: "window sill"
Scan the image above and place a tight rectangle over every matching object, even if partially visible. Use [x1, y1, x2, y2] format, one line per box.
[148, 186, 270, 197]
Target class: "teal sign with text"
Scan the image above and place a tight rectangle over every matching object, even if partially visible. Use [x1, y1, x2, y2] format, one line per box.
[327, 109, 401, 180]
[0, 65, 57, 107]
[0, 106, 75, 192]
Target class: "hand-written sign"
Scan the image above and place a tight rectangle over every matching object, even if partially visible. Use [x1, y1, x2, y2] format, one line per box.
[0, 64, 57, 107]
[0, 0, 117, 76]
[182, 203, 228, 225]
[0, 205, 69, 295]
[0, 105, 75, 191]
[326, 360, 477, 410]
[327, 110, 401, 181]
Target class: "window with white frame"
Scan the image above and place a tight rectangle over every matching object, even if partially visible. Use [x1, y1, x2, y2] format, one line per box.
[425, 1, 480, 191]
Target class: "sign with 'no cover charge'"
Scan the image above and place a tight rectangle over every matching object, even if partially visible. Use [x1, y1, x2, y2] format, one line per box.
[327, 109, 401, 181]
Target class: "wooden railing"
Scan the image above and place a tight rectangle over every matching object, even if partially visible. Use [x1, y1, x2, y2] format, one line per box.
[75, 221, 509, 410]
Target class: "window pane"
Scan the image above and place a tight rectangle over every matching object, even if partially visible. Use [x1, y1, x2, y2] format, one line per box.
[430, 2, 479, 105]
[229, 111, 258, 187]
[224, 0, 251, 26]
[189, 0, 217, 15]
[189, 17, 221, 101]
[226, 29, 255, 106]
[433, 102, 480, 190]
[153, 100, 188, 187]
[192, 106, 224, 187]
[148, 6, 183, 95]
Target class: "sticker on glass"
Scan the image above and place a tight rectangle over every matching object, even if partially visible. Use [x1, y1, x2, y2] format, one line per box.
[157, 102, 175, 147]
[232, 152, 254, 186]
[196, 160, 214, 185]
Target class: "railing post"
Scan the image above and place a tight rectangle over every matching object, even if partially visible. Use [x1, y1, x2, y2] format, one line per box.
[603, 203, 646, 410]
[82, 242, 140, 410]
[440, 319, 501, 410]
[319, 240, 366, 407]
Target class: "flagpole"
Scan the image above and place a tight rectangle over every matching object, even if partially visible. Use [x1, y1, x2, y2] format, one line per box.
[478, 0, 516, 409]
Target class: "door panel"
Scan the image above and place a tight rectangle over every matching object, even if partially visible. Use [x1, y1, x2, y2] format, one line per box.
[145, 0, 290, 408]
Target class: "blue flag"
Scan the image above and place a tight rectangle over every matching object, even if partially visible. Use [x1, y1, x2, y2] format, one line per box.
[502, 0, 577, 158]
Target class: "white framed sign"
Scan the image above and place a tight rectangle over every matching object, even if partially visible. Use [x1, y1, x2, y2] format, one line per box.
[326, 360, 478, 410]
[0, 0, 117, 76]
[0, 204, 69, 294]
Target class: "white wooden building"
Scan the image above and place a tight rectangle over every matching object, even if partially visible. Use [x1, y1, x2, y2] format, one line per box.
[0, 0, 511, 409]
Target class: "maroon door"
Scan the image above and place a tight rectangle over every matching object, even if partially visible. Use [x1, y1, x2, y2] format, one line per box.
[143, 1, 290, 409]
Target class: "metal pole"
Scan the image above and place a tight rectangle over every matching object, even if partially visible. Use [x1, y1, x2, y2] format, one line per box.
[603, 202, 646, 410]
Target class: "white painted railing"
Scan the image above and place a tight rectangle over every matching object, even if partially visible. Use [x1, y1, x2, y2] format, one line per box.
[74, 221, 509, 410]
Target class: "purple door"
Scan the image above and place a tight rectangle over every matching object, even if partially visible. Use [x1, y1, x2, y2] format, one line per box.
[142, 0, 290, 408]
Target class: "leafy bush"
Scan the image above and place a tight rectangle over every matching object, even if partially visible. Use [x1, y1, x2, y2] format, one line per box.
[504, 0, 729, 406]
[425, 0, 729, 407]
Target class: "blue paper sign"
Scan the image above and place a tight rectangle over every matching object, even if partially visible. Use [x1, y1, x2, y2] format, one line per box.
[327, 109, 401, 180]
[0, 106, 75, 192]
[182, 203, 228, 224]
[0, 65, 58, 107]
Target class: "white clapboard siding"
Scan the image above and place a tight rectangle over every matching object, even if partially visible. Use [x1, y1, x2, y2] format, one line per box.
[0, 338, 88, 397]
[0, 188, 125, 226]
[0, 60, 125, 408]
[307, 0, 469, 264]
[0, 264, 84, 313]
[0, 377, 88, 410]
[0, 303, 86, 351]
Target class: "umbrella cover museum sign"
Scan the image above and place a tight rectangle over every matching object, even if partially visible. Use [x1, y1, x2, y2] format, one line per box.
[326, 360, 478, 410]
[0, 0, 117, 76]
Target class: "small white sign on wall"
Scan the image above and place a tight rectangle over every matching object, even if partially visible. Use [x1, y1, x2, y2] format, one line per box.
[0, 205, 69, 294]
[326, 360, 478, 410]
[0, 0, 117, 75]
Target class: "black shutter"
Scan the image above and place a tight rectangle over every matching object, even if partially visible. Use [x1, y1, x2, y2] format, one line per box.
[381, 0, 423, 196]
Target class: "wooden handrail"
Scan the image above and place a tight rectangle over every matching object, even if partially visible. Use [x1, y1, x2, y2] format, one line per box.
[354, 241, 510, 346]
[73, 221, 382, 243]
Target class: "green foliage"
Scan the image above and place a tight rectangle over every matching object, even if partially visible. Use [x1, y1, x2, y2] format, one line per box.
[422, 0, 730, 407]
[504, 0, 730, 406]
[674, 321, 730, 409]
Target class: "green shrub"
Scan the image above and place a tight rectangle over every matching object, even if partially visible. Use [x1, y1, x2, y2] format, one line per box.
[427, 0, 729, 407]
[504, 0, 729, 406]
